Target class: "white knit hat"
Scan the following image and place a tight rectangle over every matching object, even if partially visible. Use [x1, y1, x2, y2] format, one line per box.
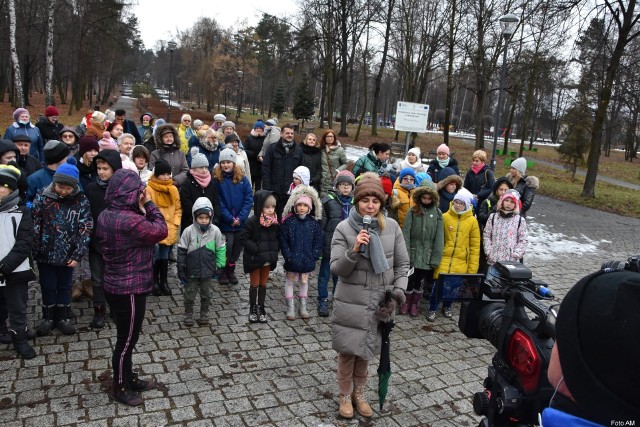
[292, 166, 310, 186]
[510, 157, 527, 175]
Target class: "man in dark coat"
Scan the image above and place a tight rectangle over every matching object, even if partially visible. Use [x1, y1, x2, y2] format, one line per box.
[114, 109, 142, 146]
[261, 124, 303, 218]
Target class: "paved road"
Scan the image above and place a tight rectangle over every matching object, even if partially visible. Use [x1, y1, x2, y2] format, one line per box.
[1, 196, 639, 424]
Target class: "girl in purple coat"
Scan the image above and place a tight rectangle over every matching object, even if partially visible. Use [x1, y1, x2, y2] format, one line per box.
[96, 169, 168, 407]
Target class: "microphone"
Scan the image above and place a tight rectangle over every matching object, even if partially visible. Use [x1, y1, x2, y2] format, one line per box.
[359, 215, 372, 253]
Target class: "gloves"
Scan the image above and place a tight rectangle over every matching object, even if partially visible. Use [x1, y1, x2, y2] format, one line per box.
[375, 288, 405, 322]
[391, 287, 406, 305]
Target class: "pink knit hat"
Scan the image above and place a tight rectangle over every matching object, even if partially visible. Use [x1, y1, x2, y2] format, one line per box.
[437, 144, 450, 155]
[295, 195, 313, 211]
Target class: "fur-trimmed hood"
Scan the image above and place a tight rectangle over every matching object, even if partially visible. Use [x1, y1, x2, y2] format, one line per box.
[282, 185, 323, 221]
[153, 123, 180, 150]
[524, 175, 540, 190]
[437, 171, 463, 191]
[412, 179, 439, 206]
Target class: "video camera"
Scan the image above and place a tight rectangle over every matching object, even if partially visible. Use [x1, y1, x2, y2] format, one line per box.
[452, 257, 640, 427]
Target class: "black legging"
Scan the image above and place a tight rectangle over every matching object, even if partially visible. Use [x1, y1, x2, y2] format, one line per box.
[407, 268, 434, 293]
[105, 292, 147, 387]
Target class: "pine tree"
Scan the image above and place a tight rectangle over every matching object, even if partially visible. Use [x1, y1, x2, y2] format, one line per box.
[557, 96, 591, 180]
[271, 83, 286, 119]
[292, 73, 315, 128]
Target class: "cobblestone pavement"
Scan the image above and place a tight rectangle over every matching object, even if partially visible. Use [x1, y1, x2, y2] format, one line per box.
[1, 196, 639, 426]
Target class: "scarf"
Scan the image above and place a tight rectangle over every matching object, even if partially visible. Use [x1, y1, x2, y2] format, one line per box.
[400, 183, 415, 191]
[191, 169, 211, 188]
[96, 177, 110, 189]
[347, 207, 389, 274]
[147, 177, 175, 207]
[437, 157, 450, 168]
[283, 141, 294, 154]
[260, 213, 278, 227]
[338, 194, 352, 220]
[0, 190, 20, 212]
[471, 163, 485, 175]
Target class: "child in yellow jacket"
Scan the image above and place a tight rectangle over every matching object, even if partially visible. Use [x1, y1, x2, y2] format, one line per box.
[147, 159, 181, 296]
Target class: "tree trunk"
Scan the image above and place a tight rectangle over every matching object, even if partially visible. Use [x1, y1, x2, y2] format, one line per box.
[338, 0, 349, 137]
[45, 1, 56, 106]
[371, 0, 394, 137]
[582, 0, 637, 198]
[8, 0, 25, 107]
[503, 95, 517, 155]
[443, 0, 457, 145]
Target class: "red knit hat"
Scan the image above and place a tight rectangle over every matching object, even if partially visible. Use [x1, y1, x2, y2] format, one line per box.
[380, 176, 393, 196]
[44, 106, 60, 117]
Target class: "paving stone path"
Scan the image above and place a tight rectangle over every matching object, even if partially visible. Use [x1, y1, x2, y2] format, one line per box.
[1, 193, 639, 426]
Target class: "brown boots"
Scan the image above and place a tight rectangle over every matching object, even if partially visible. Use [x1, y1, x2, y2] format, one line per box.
[71, 279, 93, 301]
[351, 386, 373, 417]
[338, 393, 354, 418]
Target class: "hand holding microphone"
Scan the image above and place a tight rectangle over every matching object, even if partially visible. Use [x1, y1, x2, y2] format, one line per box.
[358, 215, 372, 253]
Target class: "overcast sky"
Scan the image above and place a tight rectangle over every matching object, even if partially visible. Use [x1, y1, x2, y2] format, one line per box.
[132, 0, 297, 49]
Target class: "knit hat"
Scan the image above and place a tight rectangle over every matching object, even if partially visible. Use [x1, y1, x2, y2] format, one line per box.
[213, 114, 226, 122]
[43, 140, 71, 165]
[153, 159, 172, 177]
[13, 108, 29, 121]
[353, 172, 386, 204]
[399, 167, 417, 182]
[94, 149, 123, 173]
[158, 124, 175, 138]
[44, 106, 60, 117]
[334, 170, 355, 188]
[415, 172, 431, 185]
[555, 270, 640, 425]
[181, 114, 192, 122]
[295, 194, 313, 211]
[190, 150, 209, 169]
[219, 148, 236, 164]
[53, 157, 79, 188]
[99, 131, 119, 151]
[78, 136, 100, 158]
[0, 164, 21, 191]
[91, 111, 106, 125]
[193, 119, 203, 128]
[265, 119, 277, 127]
[408, 147, 421, 157]
[224, 133, 240, 144]
[253, 120, 265, 130]
[453, 189, 473, 210]
[436, 144, 450, 155]
[292, 166, 310, 186]
[510, 157, 527, 175]
[380, 176, 393, 196]
[500, 189, 520, 203]
[221, 121, 235, 130]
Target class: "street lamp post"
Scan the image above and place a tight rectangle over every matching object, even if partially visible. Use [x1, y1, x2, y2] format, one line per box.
[167, 40, 177, 123]
[490, 14, 520, 172]
[188, 82, 192, 106]
[236, 70, 244, 124]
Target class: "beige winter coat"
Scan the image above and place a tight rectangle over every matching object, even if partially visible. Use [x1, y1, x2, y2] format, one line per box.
[330, 216, 410, 360]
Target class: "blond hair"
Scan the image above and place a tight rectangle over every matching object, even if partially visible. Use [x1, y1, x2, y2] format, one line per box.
[472, 150, 487, 163]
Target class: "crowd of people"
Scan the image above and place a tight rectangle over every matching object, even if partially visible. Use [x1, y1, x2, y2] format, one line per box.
[1, 105, 635, 426]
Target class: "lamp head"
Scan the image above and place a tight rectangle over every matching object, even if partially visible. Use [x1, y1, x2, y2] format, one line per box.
[168, 40, 178, 51]
[498, 13, 520, 37]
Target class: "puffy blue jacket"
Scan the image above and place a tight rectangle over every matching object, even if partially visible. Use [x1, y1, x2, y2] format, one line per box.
[280, 214, 323, 273]
[215, 172, 253, 232]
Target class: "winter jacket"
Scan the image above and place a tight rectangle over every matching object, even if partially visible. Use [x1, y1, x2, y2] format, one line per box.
[85, 150, 123, 242]
[483, 194, 528, 265]
[177, 198, 226, 280]
[178, 124, 196, 154]
[96, 169, 168, 295]
[280, 186, 324, 272]
[436, 168, 463, 214]
[146, 176, 181, 245]
[26, 167, 56, 204]
[233, 149, 252, 185]
[352, 151, 385, 177]
[330, 215, 410, 360]
[434, 204, 481, 278]
[215, 168, 253, 233]
[138, 113, 154, 146]
[239, 190, 280, 273]
[187, 137, 221, 172]
[390, 178, 413, 229]
[321, 143, 349, 195]
[32, 184, 92, 266]
[427, 156, 460, 183]
[513, 175, 539, 217]
[120, 118, 142, 146]
[149, 124, 189, 185]
[18, 153, 42, 178]
[4, 122, 44, 162]
[301, 143, 324, 194]
[179, 171, 221, 230]
[258, 126, 282, 158]
[321, 190, 353, 258]
[75, 155, 97, 191]
[244, 130, 266, 182]
[403, 182, 444, 270]
[262, 139, 303, 196]
[0, 197, 36, 285]
[35, 117, 63, 143]
[463, 164, 495, 202]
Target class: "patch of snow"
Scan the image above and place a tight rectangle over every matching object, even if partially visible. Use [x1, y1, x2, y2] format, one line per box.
[526, 217, 602, 261]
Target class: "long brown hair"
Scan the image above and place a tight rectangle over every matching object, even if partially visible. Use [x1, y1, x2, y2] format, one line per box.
[213, 164, 244, 183]
[319, 129, 337, 149]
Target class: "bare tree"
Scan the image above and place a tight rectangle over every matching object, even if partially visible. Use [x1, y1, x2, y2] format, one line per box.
[8, 0, 25, 106]
[370, 0, 395, 136]
[45, 0, 55, 106]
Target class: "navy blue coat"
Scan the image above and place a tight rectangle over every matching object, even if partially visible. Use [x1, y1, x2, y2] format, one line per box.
[215, 172, 253, 232]
[279, 214, 323, 273]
